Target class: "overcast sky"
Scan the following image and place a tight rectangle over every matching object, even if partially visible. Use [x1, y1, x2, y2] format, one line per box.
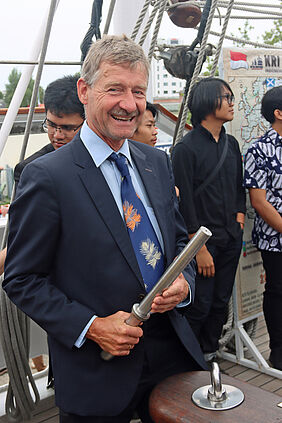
[0, 0, 279, 92]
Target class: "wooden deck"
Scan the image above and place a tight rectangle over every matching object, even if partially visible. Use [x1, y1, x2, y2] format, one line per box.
[218, 315, 282, 397]
[0, 315, 281, 422]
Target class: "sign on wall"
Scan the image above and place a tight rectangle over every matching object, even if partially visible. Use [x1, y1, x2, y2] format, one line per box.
[222, 47, 282, 321]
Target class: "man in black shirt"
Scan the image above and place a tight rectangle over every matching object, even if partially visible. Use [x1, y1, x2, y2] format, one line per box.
[172, 77, 246, 362]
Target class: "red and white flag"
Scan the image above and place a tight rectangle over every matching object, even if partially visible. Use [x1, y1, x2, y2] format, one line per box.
[230, 51, 249, 70]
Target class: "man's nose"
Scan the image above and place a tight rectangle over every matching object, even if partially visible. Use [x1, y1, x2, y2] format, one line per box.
[53, 127, 66, 139]
[153, 126, 158, 136]
[119, 91, 137, 113]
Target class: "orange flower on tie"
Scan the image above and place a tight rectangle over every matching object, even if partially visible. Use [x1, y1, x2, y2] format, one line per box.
[123, 200, 141, 232]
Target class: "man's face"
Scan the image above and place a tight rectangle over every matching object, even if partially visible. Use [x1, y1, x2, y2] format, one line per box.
[45, 111, 84, 150]
[214, 88, 235, 123]
[132, 110, 158, 147]
[78, 62, 147, 150]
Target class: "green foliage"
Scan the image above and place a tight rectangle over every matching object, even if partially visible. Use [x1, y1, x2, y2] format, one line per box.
[262, 19, 282, 46]
[4, 68, 44, 107]
[202, 56, 219, 77]
[0, 91, 3, 100]
[231, 20, 256, 47]
[262, 0, 282, 46]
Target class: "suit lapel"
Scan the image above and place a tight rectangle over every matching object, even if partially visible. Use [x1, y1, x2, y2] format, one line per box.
[71, 138, 143, 284]
[129, 142, 170, 261]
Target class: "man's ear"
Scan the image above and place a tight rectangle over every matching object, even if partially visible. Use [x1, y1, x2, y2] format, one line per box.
[273, 108, 282, 122]
[77, 78, 88, 105]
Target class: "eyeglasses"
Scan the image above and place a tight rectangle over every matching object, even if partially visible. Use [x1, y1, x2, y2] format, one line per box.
[42, 118, 83, 135]
[218, 94, 235, 105]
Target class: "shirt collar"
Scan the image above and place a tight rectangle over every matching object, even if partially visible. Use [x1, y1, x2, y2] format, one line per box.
[268, 127, 282, 146]
[80, 121, 133, 168]
[197, 124, 226, 142]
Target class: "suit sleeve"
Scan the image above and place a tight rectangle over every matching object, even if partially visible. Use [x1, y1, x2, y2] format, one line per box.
[3, 161, 95, 350]
[13, 162, 24, 193]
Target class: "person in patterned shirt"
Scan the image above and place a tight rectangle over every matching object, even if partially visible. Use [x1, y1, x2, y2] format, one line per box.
[244, 86, 282, 370]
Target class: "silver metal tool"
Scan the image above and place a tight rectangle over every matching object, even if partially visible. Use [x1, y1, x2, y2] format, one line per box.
[101, 226, 212, 361]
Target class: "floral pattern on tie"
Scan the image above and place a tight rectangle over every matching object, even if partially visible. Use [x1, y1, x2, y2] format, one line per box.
[140, 238, 162, 269]
[123, 200, 141, 232]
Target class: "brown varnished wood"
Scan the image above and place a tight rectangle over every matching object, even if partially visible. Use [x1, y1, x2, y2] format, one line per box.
[149, 371, 282, 423]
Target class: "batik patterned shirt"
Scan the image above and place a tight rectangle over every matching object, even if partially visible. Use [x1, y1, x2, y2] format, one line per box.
[244, 128, 282, 252]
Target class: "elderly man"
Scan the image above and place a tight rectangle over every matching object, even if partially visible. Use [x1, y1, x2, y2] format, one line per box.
[3, 35, 206, 423]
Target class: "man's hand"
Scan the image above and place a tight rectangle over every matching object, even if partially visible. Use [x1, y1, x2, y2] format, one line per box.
[196, 247, 215, 278]
[86, 311, 143, 356]
[236, 212, 245, 230]
[151, 272, 188, 313]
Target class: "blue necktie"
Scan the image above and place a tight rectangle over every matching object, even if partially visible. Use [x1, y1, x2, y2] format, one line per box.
[109, 153, 164, 292]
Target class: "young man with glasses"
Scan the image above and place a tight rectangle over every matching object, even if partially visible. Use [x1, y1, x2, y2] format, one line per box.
[1, 75, 84, 272]
[172, 77, 246, 364]
[13, 75, 84, 190]
[0, 75, 84, 374]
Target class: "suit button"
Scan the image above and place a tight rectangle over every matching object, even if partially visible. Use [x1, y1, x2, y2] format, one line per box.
[138, 293, 145, 302]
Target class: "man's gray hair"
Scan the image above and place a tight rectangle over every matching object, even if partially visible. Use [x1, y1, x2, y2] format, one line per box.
[81, 34, 150, 86]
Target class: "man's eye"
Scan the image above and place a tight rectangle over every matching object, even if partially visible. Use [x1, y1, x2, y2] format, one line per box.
[134, 91, 145, 96]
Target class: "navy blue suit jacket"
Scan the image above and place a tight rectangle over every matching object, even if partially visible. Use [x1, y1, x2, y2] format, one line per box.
[3, 135, 206, 415]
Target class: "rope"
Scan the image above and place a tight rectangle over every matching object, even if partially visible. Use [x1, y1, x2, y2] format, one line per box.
[209, 29, 282, 48]
[131, 0, 151, 41]
[80, 0, 103, 61]
[0, 280, 40, 421]
[214, 15, 282, 19]
[147, 1, 167, 62]
[131, 0, 166, 64]
[218, 298, 234, 348]
[198, 0, 282, 15]
[214, 0, 282, 7]
[0, 1, 58, 421]
[138, 1, 161, 47]
[174, 0, 218, 145]
[210, 0, 234, 76]
[218, 300, 258, 350]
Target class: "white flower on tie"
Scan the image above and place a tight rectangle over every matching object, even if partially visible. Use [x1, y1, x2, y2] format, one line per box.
[140, 239, 162, 269]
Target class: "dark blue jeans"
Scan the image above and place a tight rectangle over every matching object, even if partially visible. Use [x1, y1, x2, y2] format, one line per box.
[186, 234, 242, 353]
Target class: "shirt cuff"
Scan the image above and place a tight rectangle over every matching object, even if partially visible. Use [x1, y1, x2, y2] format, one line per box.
[176, 282, 191, 308]
[74, 315, 97, 348]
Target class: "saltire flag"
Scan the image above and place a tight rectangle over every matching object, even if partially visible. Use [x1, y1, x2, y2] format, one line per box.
[266, 78, 275, 88]
[230, 51, 249, 70]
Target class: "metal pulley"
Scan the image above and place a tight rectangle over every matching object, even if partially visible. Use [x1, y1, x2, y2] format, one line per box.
[159, 45, 209, 80]
[167, 0, 202, 28]
[192, 362, 245, 410]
